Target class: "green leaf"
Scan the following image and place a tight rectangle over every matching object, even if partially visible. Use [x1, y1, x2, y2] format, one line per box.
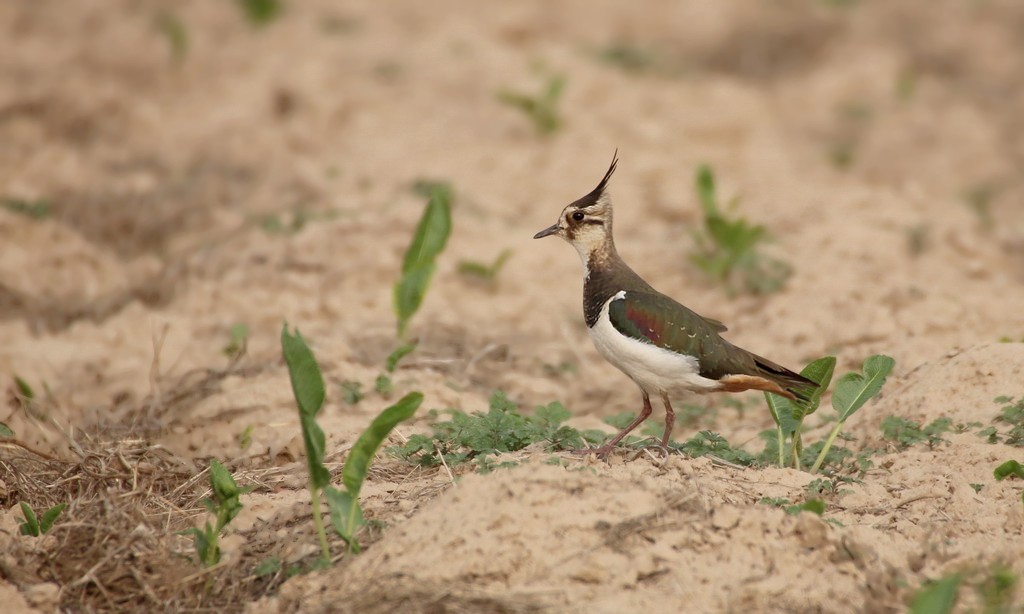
[909, 574, 961, 614]
[209, 460, 237, 500]
[342, 392, 422, 496]
[832, 355, 896, 422]
[695, 165, 717, 217]
[458, 249, 513, 281]
[385, 341, 418, 373]
[394, 264, 436, 338]
[994, 460, 1024, 481]
[0, 422, 13, 437]
[324, 486, 363, 552]
[793, 356, 837, 419]
[375, 374, 393, 398]
[254, 556, 281, 576]
[239, 0, 281, 26]
[18, 502, 39, 536]
[223, 323, 249, 359]
[14, 376, 34, 401]
[281, 325, 330, 490]
[401, 191, 452, 274]
[39, 503, 66, 534]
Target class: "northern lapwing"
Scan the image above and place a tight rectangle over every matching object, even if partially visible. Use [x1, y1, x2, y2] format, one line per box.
[534, 153, 817, 457]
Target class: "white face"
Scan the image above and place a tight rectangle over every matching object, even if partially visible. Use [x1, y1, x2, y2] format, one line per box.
[533, 193, 613, 251]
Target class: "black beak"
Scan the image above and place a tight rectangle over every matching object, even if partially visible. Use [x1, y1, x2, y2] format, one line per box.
[533, 224, 560, 239]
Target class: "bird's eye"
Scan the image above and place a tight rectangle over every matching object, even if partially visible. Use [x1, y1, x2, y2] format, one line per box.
[571, 211, 585, 221]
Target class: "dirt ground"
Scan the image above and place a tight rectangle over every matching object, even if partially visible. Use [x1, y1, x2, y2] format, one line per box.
[2, 1, 1024, 612]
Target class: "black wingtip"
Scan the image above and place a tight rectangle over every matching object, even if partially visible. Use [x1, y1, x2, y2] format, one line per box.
[571, 149, 619, 209]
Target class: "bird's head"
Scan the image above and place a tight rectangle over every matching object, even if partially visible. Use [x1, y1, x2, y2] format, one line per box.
[533, 152, 617, 254]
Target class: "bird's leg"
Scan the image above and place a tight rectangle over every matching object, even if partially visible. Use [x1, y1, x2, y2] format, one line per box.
[660, 392, 675, 452]
[574, 392, 653, 458]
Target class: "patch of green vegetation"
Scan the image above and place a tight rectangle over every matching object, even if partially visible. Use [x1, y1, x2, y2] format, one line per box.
[497, 73, 566, 136]
[1, 197, 50, 219]
[594, 43, 660, 74]
[767, 355, 895, 474]
[374, 374, 393, 398]
[673, 430, 756, 466]
[394, 183, 452, 338]
[155, 12, 188, 62]
[182, 460, 246, 567]
[962, 183, 998, 230]
[0, 422, 13, 437]
[239, 425, 253, 450]
[881, 416, 952, 450]
[758, 497, 826, 516]
[910, 573, 962, 614]
[458, 249, 513, 282]
[689, 165, 792, 295]
[18, 502, 66, 537]
[993, 460, 1024, 481]
[238, 0, 282, 26]
[394, 392, 601, 471]
[340, 381, 363, 406]
[222, 323, 249, 360]
[282, 325, 420, 558]
[990, 396, 1024, 447]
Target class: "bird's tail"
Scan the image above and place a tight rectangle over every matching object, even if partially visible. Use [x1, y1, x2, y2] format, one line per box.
[752, 355, 820, 403]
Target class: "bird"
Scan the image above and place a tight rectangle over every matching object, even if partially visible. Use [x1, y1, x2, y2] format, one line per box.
[533, 152, 817, 457]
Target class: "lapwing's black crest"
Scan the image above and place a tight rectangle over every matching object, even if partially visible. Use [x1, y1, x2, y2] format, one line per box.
[570, 150, 618, 210]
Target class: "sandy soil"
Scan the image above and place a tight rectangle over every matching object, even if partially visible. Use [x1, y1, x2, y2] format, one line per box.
[2, 1, 1024, 612]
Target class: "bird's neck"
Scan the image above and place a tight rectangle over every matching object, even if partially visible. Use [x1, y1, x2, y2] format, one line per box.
[579, 237, 656, 327]
[573, 236, 619, 279]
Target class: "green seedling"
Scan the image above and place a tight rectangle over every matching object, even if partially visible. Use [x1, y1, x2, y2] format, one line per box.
[785, 499, 825, 516]
[374, 374, 393, 398]
[13, 375, 34, 409]
[963, 183, 998, 230]
[155, 12, 188, 62]
[324, 391, 421, 552]
[909, 574, 962, 614]
[977, 564, 1017, 613]
[395, 392, 601, 471]
[182, 460, 245, 567]
[676, 430, 756, 466]
[765, 356, 836, 470]
[386, 341, 418, 373]
[811, 355, 894, 474]
[1, 198, 50, 219]
[497, 74, 566, 136]
[394, 183, 452, 338]
[594, 43, 660, 75]
[340, 381, 363, 405]
[223, 323, 249, 360]
[993, 396, 1024, 447]
[881, 416, 952, 450]
[994, 460, 1024, 481]
[458, 249, 513, 282]
[689, 165, 792, 295]
[282, 324, 421, 558]
[18, 502, 66, 537]
[239, 0, 281, 26]
[239, 425, 253, 450]
[0, 422, 13, 437]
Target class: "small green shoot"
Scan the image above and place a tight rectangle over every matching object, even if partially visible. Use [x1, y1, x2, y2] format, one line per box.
[239, 0, 281, 26]
[18, 502, 66, 537]
[239, 425, 253, 450]
[458, 249, 513, 282]
[785, 499, 825, 516]
[675, 430, 756, 466]
[283, 324, 421, 558]
[254, 556, 282, 577]
[375, 374, 393, 398]
[809, 355, 895, 474]
[182, 460, 245, 567]
[689, 165, 792, 295]
[386, 341, 418, 373]
[963, 183, 998, 230]
[881, 416, 952, 450]
[325, 391, 421, 553]
[223, 323, 249, 360]
[394, 184, 452, 338]
[765, 356, 836, 470]
[155, 12, 188, 62]
[13, 375, 35, 409]
[0, 422, 13, 437]
[340, 381, 363, 405]
[281, 324, 332, 563]
[909, 574, 962, 614]
[1, 198, 50, 219]
[992, 396, 1024, 447]
[497, 74, 566, 136]
[594, 43, 660, 75]
[994, 460, 1024, 481]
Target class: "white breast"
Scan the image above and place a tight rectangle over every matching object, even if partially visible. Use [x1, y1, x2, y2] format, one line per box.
[588, 291, 723, 395]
